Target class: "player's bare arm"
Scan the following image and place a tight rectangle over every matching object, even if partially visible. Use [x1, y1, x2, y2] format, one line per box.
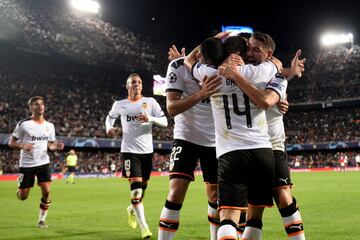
[219, 63, 280, 109]
[107, 127, 122, 138]
[48, 141, 64, 151]
[166, 74, 222, 117]
[8, 136, 33, 152]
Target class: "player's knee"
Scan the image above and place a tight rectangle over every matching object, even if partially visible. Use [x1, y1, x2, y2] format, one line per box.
[206, 186, 218, 203]
[130, 182, 143, 204]
[273, 187, 292, 208]
[207, 194, 217, 204]
[167, 188, 186, 203]
[17, 190, 28, 200]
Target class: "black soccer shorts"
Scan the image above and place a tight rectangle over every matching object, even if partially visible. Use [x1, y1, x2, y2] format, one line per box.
[169, 139, 218, 184]
[121, 152, 153, 181]
[218, 148, 274, 209]
[18, 163, 52, 189]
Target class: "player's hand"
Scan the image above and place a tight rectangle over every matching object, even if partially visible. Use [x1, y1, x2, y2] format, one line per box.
[56, 142, 64, 151]
[218, 62, 238, 80]
[277, 99, 289, 114]
[291, 49, 306, 78]
[22, 143, 34, 152]
[223, 53, 244, 66]
[200, 74, 222, 99]
[168, 45, 185, 61]
[107, 127, 121, 138]
[136, 113, 149, 123]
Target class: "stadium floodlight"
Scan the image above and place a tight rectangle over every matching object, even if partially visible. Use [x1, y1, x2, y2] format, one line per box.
[222, 26, 253, 37]
[321, 33, 353, 47]
[70, 0, 100, 14]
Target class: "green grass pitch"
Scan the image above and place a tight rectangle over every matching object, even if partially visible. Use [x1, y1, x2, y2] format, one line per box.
[0, 171, 359, 239]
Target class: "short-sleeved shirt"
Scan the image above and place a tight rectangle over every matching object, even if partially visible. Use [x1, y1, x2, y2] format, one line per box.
[108, 97, 165, 154]
[165, 57, 215, 147]
[265, 74, 288, 152]
[192, 61, 278, 158]
[12, 118, 56, 168]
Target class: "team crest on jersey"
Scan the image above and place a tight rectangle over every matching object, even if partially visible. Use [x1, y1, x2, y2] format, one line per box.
[169, 159, 175, 171]
[141, 102, 148, 110]
[45, 126, 49, 132]
[168, 72, 177, 83]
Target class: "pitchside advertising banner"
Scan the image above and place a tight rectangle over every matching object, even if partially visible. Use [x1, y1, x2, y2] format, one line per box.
[0, 133, 359, 151]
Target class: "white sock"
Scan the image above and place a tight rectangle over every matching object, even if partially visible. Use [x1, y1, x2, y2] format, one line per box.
[38, 209, 48, 222]
[158, 207, 180, 240]
[217, 223, 237, 240]
[133, 202, 148, 229]
[242, 226, 262, 240]
[283, 210, 305, 240]
[208, 203, 219, 240]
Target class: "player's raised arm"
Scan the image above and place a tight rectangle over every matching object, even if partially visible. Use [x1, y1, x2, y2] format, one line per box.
[281, 49, 306, 79]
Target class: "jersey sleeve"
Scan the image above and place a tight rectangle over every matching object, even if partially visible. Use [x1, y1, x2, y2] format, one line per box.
[192, 62, 218, 82]
[151, 98, 165, 117]
[12, 122, 21, 139]
[240, 61, 278, 87]
[48, 123, 56, 142]
[108, 101, 120, 119]
[265, 73, 288, 100]
[165, 58, 186, 93]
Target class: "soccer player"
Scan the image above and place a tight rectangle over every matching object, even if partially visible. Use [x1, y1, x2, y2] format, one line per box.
[218, 32, 306, 239]
[105, 73, 168, 239]
[65, 149, 78, 184]
[158, 45, 222, 240]
[244, 31, 306, 240]
[185, 35, 282, 240]
[8, 96, 64, 229]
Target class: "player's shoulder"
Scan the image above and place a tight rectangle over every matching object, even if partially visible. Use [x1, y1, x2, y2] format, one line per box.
[113, 99, 129, 106]
[168, 57, 185, 70]
[142, 96, 157, 103]
[44, 120, 55, 126]
[17, 117, 32, 127]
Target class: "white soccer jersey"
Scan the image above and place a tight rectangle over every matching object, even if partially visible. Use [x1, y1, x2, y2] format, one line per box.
[165, 57, 215, 147]
[192, 61, 277, 158]
[12, 118, 56, 168]
[107, 97, 165, 154]
[265, 74, 288, 152]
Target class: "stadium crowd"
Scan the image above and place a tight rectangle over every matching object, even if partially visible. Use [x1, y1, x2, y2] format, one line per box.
[0, 47, 358, 143]
[0, 0, 166, 73]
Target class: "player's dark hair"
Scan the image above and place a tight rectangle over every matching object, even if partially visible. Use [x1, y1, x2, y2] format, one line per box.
[251, 31, 276, 52]
[237, 32, 252, 41]
[223, 36, 248, 60]
[27, 96, 44, 108]
[200, 37, 225, 67]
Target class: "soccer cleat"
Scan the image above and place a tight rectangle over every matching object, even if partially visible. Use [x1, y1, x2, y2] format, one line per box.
[141, 227, 153, 239]
[127, 205, 137, 229]
[37, 221, 48, 229]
